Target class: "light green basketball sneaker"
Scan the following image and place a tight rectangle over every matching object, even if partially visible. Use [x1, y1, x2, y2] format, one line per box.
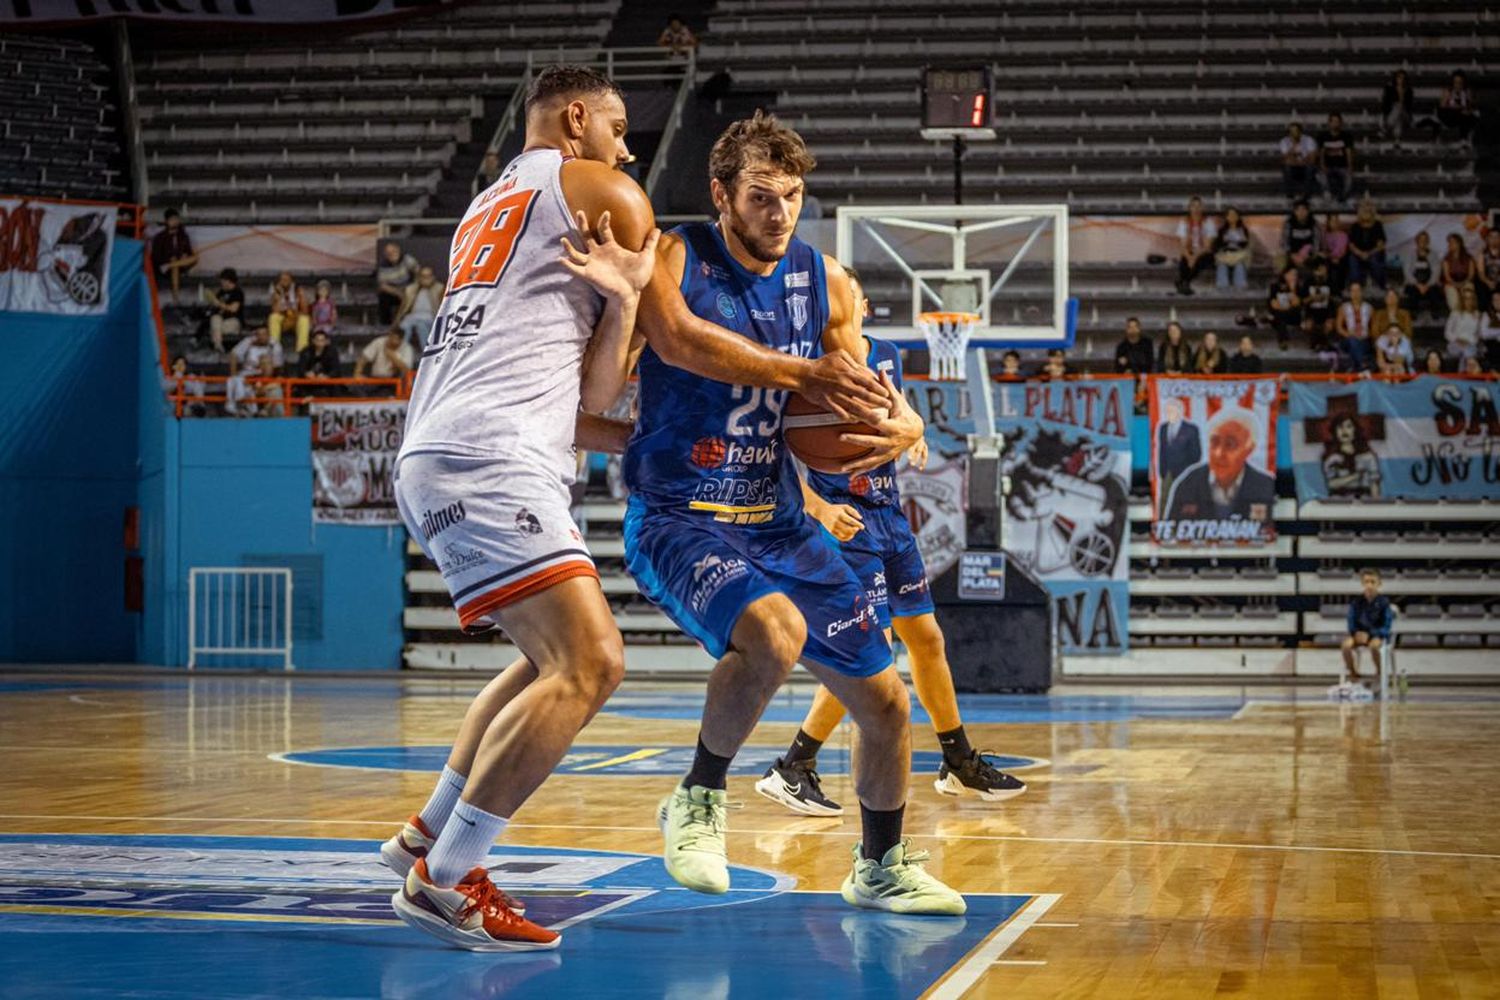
[840, 839, 967, 915]
[658, 784, 732, 894]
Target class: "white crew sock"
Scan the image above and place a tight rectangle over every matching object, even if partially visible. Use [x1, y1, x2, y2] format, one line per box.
[424, 798, 509, 888]
[416, 765, 468, 836]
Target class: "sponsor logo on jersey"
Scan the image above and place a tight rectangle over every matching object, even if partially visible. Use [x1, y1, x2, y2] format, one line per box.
[514, 508, 543, 535]
[849, 472, 895, 498]
[691, 437, 729, 469]
[787, 293, 809, 331]
[692, 476, 778, 509]
[898, 578, 930, 595]
[690, 554, 751, 613]
[420, 500, 467, 540]
[723, 439, 779, 470]
[751, 308, 776, 321]
[826, 596, 877, 638]
[716, 292, 737, 320]
[437, 541, 486, 574]
[784, 271, 810, 289]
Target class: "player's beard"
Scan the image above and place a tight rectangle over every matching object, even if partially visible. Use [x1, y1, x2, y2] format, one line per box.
[723, 206, 790, 264]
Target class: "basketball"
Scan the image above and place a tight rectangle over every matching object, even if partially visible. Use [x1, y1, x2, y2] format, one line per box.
[782, 394, 886, 473]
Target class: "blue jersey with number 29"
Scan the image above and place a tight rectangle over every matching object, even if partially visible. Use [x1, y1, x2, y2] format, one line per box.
[623, 221, 829, 528]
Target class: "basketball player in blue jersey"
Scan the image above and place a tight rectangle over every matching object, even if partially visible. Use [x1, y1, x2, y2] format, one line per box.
[624, 112, 965, 915]
[756, 270, 1027, 817]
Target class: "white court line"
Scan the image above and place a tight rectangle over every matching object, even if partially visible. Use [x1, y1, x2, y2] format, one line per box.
[3, 814, 1498, 862]
[925, 893, 1060, 1000]
[1033, 921, 1078, 928]
[993, 960, 1047, 966]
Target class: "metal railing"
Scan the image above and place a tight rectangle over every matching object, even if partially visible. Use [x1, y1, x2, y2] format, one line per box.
[645, 50, 697, 199]
[165, 375, 411, 418]
[188, 567, 294, 671]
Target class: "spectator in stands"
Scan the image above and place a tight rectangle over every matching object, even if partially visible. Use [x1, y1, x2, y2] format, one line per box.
[1380, 70, 1414, 147]
[376, 241, 421, 326]
[268, 271, 311, 354]
[1442, 232, 1478, 313]
[1157, 321, 1193, 375]
[479, 150, 502, 189]
[1304, 261, 1335, 349]
[1341, 569, 1393, 684]
[1346, 199, 1388, 291]
[310, 279, 338, 338]
[1156, 397, 1200, 497]
[657, 13, 698, 55]
[206, 268, 244, 354]
[1214, 207, 1251, 289]
[1375, 323, 1414, 375]
[1322, 213, 1350, 293]
[1226, 335, 1263, 374]
[1174, 196, 1217, 295]
[1480, 290, 1500, 371]
[1268, 267, 1305, 349]
[226, 326, 284, 417]
[1336, 281, 1375, 371]
[398, 266, 444, 347]
[1323, 416, 1382, 499]
[1278, 200, 1319, 275]
[355, 328, 415, 380]
[1462, 354, 1488, 375]
[300, 328, 342, 380]
[1114, 316, 1153, 374]
[1278, 122, 1318, 200]
[999, 350, 1023, 378]
[1194, 330, 1226, 374]
[1479, 229, 1500, 302]
[1445, 284, 1482, 362]
[1403, 230, 1445, 320]
[165, 355, 207, 417]
[1375, 288, 1412, 343]
[1318, 112, 1355, 204]
[150, 208, 198, 305]
[1041, 348, 1068, 380]
[1437, 71, 1477, 146]
[1423, 348, 1445, 374]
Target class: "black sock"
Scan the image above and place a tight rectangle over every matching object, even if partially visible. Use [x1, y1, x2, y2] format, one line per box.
[682, 736, 733, 791]
[861, 803, 906, 861]
[936, 725, 973, 766]
[783, 728, 823, 767]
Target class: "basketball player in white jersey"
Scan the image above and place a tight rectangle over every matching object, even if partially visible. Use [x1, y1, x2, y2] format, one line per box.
[383, 66, 901, 951]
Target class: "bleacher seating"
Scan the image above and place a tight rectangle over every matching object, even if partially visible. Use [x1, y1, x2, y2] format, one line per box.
[0, 35, 126, 201]
[132, 0, 621, 223]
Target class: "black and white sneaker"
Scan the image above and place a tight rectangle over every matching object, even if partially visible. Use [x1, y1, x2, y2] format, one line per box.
[933, 751, 1027, 802]
[755, 757, 843, 816]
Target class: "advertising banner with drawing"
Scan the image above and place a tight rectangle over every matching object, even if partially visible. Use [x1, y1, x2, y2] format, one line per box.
[1288, 376, 1500, 501]
[902, 378, 1132, 654]
[0, 197, 115, 315]
[311, 401, 405, 525]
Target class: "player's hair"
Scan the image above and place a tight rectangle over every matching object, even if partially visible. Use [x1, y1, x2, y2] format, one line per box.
[1360, 567, 1382, 581]
[164, 207, 180, 220]
[524, 65, 624, 116]
[843, 264, 862, 288]
[709, 110, 817, 191]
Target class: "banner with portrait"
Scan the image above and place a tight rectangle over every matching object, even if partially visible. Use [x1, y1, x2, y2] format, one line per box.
[903, 378, 1132, 654]
[1150, 377, 1280, 545]
[310, 401, 405, 525]
[0, 197, 116, 315]
[1288, 376, 1500, 502]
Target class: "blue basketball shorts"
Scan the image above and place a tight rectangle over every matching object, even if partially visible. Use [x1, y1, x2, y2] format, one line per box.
[838, 505, 935, 629]
[622, 498, 892, 678]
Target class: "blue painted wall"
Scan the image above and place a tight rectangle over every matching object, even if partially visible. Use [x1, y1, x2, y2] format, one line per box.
[0, 239, 145, 662]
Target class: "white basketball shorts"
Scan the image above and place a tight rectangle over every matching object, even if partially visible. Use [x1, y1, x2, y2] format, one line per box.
[394, 451, 597, 632]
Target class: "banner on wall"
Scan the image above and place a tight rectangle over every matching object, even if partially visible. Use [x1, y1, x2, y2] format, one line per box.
[0, 198, 116, 315]
[1288, 376, 1500, 502]
[903, 378, 1132, 654]
[1, 1, 456, 24]
[1150, 377, 1279, 545]
[311, 401, 405, 525]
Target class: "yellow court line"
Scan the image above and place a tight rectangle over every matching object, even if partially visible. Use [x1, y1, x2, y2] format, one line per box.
[0, 903, 392, 926]
[569, 748, 669, 772]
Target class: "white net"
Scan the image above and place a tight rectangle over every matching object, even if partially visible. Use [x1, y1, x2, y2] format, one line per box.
[917, 311, 981, 380]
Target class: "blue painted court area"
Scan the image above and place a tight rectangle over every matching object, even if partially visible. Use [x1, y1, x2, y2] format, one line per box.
[0, 835, 1032, 1000]
[279, 743, 1049, 776]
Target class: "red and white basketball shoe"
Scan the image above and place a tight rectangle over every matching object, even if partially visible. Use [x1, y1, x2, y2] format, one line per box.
[391, 858, 559, 952]
[380, 814, 526, 914]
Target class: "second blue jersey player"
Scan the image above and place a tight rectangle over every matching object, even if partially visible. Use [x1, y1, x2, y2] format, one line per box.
[754, 271, 1028, 818]
[623, 112, 965, 915]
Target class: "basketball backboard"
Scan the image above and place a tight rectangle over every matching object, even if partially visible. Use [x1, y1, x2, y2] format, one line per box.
[834, 203, 1073, 350]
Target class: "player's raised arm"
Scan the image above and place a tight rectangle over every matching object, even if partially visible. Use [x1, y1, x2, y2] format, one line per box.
[820, 256, 925, 474]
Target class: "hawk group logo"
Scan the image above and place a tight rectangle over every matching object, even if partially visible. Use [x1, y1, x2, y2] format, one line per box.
[691, 436, 728, 469]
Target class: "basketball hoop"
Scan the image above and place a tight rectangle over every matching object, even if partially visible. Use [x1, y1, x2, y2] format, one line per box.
[918, 311, 981, 380]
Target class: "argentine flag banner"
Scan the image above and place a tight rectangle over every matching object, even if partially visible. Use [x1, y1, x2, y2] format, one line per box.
[1287, 376, 1500, 503]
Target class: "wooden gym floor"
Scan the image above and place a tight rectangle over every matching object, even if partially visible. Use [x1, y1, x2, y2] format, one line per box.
[1, 671, 1498, 999]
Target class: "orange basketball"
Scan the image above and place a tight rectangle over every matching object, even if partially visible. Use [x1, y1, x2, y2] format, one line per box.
[782, 395, 885, 473]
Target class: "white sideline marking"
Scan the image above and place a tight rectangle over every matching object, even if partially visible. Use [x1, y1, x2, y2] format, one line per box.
[926, 893, 1059, 999]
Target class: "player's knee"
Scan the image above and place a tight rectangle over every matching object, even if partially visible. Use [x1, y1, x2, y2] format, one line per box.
[734, 597, 805, 673]
[562, 637, 625, 708]
[1341, 636, 1355, 651]
[859, 674, 911, 734]
[900, 617, 946, 662]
